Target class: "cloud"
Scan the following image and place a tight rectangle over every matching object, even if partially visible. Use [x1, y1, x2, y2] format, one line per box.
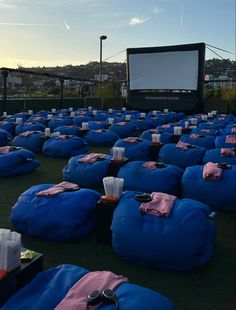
[63, 20, 70, 30]
[129, 17, 150, 26]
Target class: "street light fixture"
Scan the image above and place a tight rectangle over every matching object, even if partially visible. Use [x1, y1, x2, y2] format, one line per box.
[99, 35, 107, 84]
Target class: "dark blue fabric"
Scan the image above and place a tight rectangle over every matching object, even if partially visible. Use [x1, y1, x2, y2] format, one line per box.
[27, 115, 48, 125]
[182, 165, 236, 211]
[87, 120, 106, 130]
[197, 121, 227, 130]
[111, 191, 216, 271]
[215, 135, 236, 149]
[63, 154, 112, 187]
[0, 128, 12, 146]
[84, 130, 119, 146]
[12, 131, 46, 153]
[0, 148, 40, 177]
[42, 136, 88, 158]
[72, 116, 92, 126]
[2, 264, 174, 310]
[53, 125, 80, 136]
[12, 185, 101, 240]
[180, 134, 215, 149]
[0, 121, 16, 136]
[113, 139, 152, 161]
[117, 161, 183, 195]
[130, 118, 155, 132]
[191, 128, 219, 137]
[159, 143, 206, 169]
[109, 122, 139, 138]
[203, 148, 236, 165]
[15, 122, 46, 135]
[48, 117, 73, 129]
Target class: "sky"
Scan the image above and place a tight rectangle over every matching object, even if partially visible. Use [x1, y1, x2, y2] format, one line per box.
[0, 0, 235, 68]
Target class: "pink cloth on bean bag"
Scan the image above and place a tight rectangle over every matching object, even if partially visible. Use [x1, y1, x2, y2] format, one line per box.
[203, 162, 222, 180]
[78, 153, 106, 164]
[36, 181, 79, 197]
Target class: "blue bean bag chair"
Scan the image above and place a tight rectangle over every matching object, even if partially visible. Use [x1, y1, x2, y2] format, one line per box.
[180, 134, 215, 149]
[111, 191, 216, 271]
[93, 112, 109, 121]
[27, 115, 49, 125]
[197, 120, 227, 130]
[84, 129, 119, 146]
[63, 153, 112, 187]
[191, 128, 219, 137]
[0, 121, 15, 136]
[130, 118, 154, 132]
[203, 148, 236, 165]
[53, 125, 80, 136]
[117, 161, 183, 195]
[109, 122, 139, 138]
[12, 131, 46, 153]
[113, 138, 152, 161]
[182, 164, 236, 211]
[2, 264, 174, 310]
[48, 117, 73, 130]
[11, 185, 101, 240]
[156, 124, 174, 134]
[42, 135, 88, 158]
[87, 120, 106, 130]
[141, 129, 172, 144]
[15, 122, 46, 135]
[0, 128, 12, 146]
[73, 115, 92, 127]
[220, 125, 236, 136]
[159, 143, 206, 169]
[0, 147, 40, 177]
[215, 135, 236, 149]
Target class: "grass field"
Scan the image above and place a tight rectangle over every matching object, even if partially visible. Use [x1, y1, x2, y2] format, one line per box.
[0, 149, 236, 310]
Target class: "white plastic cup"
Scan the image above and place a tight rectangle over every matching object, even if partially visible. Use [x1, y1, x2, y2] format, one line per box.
[122, 107, 126, 112]
[3, 112, 7, 117]
[92, 110, 97, 116]
[16, 117, 23, 124]
[81, 122, 88, 130]
[112, 147, 124, 161]
[70, 112, 75, 117]
[164, 108, 169, 113]
[184, 121, 189, 128]
[69, 107, 73, 112]
[152, 133, 161, 143]
[88, 106, 92, 110]
[51, 108, 56, 113]
[108, 118, 114, 125]
[152, 110, 157, 116]
[125, 115, 131, 121]
[108, 108, 113, 114]
[47, 114, 53, 120]
[28, 110, 33, 115]
[45, 128, 51, 136]
[140, 112, 146, 118]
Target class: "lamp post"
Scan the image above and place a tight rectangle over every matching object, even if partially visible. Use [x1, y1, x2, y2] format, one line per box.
[99, 35, 107, 84]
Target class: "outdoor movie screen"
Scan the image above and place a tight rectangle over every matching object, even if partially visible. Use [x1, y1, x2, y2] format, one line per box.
[128, 50, 199, 91]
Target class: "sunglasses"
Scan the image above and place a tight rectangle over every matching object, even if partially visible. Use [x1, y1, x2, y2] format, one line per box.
[87, 289, 118, 309]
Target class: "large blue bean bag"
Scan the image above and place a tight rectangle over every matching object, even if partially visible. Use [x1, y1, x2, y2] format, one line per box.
[191, 128, 219, 137]
[113, 138, 152, 161]
[12, 131, 46, 153]
[42, 135, 88, 158]
[73, 115, 92, 127]
[63, 153, 112, 187]
[0, 121, 15, 136]
[12, 185, 101, 240]
[0, 128, 12, 146]
[117, 161, 183, 195]
[53, 125, 80, 136]
[87, 120, 106, 130]
[130, 118, 154, 132]
[215, 135, 236, 149]
[0, 147, 40, 177]
[180, 134, 215, 149]
[15, 122, 46, 135]
[156, 124, 174, 134]
[203, 148, 236, 165]
[197, 120, 227, 130]
[27, 115, 49, 125]
[48, 117, 73, 130]
[84, 129, 119, 146]
[111, 191, 216, 271]
[109, 122, 139, 138]
[2, 264, 174, 310]
[182, 165, 236, 211]
[159, 143, 206, 169]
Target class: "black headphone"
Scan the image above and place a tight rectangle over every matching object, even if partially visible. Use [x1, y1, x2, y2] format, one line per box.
[86, 289, 118, 309]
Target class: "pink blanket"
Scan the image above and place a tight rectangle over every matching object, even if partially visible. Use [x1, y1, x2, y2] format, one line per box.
[200, 129, 210, 133]
[55, 271, 128, 310]
[176, 140, 191, 150]
[0, 146, 11, 154]
[225, 135, 236, 144]
[231, 127, 236, 133]
[56, 135, 72, 140]
[140, 192, 177, 217]
[19, 131, 34, 137]
[143, 161, 157, 170]
[95, 129, 107, 134]
[161, 124, 171, 128]
[221, 148, 235, 157]
[203, 162, 222, 180]
[190, 134, 200, 139]
[124, 137, 139, 143]
[78, 153, 106, 164]
[115, 122, 127, 126]
[36, 181, 79, 197]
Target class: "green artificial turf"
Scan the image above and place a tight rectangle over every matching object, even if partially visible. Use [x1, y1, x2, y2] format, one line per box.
[0, 149, 235, 310]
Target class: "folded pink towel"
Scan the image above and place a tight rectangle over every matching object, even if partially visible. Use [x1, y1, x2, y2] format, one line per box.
[203, 162, 222, 180]
[143, 161, 157, 170]
[190, 134, 200, 139]
[221, 148, 236, 157]
[139, 192, 177, 217]
[116, 122, 127, 126]
[231, 128, 236, 133]
[0, 146, 11, 154]
[161, 124, 171, 128]
[36, 181, 79, 197]
[124, 137, 139, 143]
[200, 129, 210, 133]
[55, 271, 128, 310]
[78, 153, 106, 164]
[176, 140, 191, 150]
[95, 129, 107, 134]
[56, 135, 72, 140]
[225, 135, 236, 144]
[207, 122, 214, 125]
[19, 131, 34, 137]
[32, 117, 43, 121]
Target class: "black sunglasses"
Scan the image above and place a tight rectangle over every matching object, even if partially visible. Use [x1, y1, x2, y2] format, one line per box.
[87, 289, 118, 309]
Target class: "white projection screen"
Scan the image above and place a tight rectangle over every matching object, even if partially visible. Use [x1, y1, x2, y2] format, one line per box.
[129, 50, 199, 90]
